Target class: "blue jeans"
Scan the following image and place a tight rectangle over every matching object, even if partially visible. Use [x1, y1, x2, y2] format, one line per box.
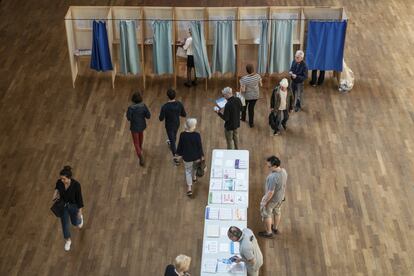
[60, 204, 81, 239]
[166, 128, 178, 156]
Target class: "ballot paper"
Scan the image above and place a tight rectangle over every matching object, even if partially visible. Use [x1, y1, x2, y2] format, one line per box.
[222, 192, 235, 204]
[202, 259, 217, 273]
[205, 241, 218, 253]
[216, 97, 227, 109]
[209, 191, 222, 204]
[223, 168, 236, 179]
[215, 151, 224, 158]
[213, 159, 223, 166]
[235, 159, 247, 169]
[233, 208, 247, 221]
[236, 171, 246, 180]
[225, 160, 234, 167]
[210, 179, 222, 190]
[234, 179, 248, 191]
[219, 208, 233, 220]
[206, 207, 219, 220]
[222, 179, 235, 191]
[207, 225, 220, 238]
[212, 167, 223, 178]
[235, 192, 248, 206]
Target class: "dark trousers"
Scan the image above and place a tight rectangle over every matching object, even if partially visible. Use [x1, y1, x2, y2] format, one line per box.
[241, 99, 257, 126]
[131, 131, 144, 157]
[310, 70, 325, 85]
[166, 128, 178, 156]
[60, 204, 81, 239]
[275, 110, 289, 131]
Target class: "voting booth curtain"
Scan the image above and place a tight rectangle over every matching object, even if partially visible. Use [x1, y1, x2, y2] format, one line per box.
[212, 21, 236, 74]
[152, 20, 173, 74]
[190, 21, 212, 78]
[119, 20, 141, 74]
[90, 21, 113, 71]
[257, 20, 269, 74]
[269, 19, 295, 73]
[306, 20, 347, 71]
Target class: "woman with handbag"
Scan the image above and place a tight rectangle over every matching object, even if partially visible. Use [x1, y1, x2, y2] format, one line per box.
[176, 118, 204, 197]
[52, 166, 84, 251]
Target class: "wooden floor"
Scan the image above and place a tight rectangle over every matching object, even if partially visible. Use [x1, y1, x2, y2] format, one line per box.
[1, 0, 414, 275]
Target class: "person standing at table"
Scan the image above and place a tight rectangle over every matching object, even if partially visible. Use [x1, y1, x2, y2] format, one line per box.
[159, 88, 187, 165]
[258, 156, 287, 239]
[227, 226, 263, 276]
[126, 91, 151, 167]
[164, 254, 192, 276]
[215, 87, 242, 149]
[52, 166, 84, 251]
[182, 28, 196, 87]
[240, 64, 262, 128]
[270, 78, 294, 136]
[176, 118, 204, 197]
[289, 50, 308, 112]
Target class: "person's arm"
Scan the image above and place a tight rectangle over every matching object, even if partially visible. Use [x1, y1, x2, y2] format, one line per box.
[176, 133, 184, 157]
[75, 182, 84, 216]
[53, 182, 60, 200]
[126, 108, 131, 121]
[270, 89, 275, 110]
[197, 133, 204, 159]
[180, 103, 187, 117]
[259, 75, 263, 87]
[239, 78, 246, 93]
[296, 63, 308, 82]
[145, 105, 151, 119]
[262, 190, 275, 206]
[159, 105, 165, 121]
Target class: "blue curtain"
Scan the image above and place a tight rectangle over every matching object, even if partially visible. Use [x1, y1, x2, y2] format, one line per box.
[212, 21, 236, 74]
[152, 20, 173, 74]
[90, 21, 113, 71]
[119, 20, 141, 74]
[190, 21, 211, 78]
[269, 20, 295, 73]
[257, 20, 269, 74]
[306, 21, 347, 71]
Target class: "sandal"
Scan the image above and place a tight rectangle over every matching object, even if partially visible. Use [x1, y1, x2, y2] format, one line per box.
[186, 190, 193, 197]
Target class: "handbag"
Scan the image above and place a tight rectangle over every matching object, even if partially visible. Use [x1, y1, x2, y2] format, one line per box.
[194, 160, 207, 177]
[176, 46, 187, 58]
[51, 199, 65, 217]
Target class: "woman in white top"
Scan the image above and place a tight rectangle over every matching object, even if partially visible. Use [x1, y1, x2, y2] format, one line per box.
[182, 29, 196, 87]
[239, 64, 262, 128]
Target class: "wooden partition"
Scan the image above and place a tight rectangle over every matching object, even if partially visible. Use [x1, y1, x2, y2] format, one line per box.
[65, 6, 347, 89]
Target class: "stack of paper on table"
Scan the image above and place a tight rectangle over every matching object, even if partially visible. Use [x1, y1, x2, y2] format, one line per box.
[209, 191, 222, 204]
[234, 179, 247, 191]
[212, 167, 223, 178]
[206, 225, 220, 237]
[222, 192, 235, 204]
[210, 179, 222, 190]
[233, 208, 247, 221]
[235, 159, 248, 169]
[205, 241, 218, 253]
[230, 262, 246, 274]
[219, 208, 233, 220]
[235, 192, 248, 206]
[206, 207, 219, 220]
[202, 259, 217, 273]
[223, 168, 236, 179]
[222, 179, 235, 191]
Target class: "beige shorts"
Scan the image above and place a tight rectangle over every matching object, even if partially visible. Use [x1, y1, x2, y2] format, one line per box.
[260, 201, 283, 219]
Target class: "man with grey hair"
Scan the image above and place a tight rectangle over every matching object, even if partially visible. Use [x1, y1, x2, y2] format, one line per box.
[289, 50, 308, 112]
[215, 87, 242, 149]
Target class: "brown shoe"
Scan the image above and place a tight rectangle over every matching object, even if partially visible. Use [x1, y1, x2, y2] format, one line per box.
[139, 156, 145, 166]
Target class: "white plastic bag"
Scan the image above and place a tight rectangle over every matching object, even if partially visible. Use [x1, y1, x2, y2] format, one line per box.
[339, 60, 354, 92]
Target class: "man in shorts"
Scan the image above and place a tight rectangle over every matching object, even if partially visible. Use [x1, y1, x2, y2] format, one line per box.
[258, 155, 287, 239]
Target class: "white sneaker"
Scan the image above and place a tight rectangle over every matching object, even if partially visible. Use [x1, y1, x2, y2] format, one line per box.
[64, 240, 72, 251]
[78, 215, 83, 229]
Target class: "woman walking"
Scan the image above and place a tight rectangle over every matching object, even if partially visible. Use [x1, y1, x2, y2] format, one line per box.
[52, 166, 84, 251]
[176, 118, 204, 197]
[239, 64, 262, 128]
[126, 91, 151, 166]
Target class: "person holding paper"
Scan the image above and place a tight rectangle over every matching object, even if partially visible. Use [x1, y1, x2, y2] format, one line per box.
[182, 29, 196, 87]
[240, 64, 262, 128]
[227, 226, 263, 276]
[289, 50, 308, 112]
[270, 78, 294, 136]
[214, 87, 242, 149]
[164, 254, 192, 276]
[258, 156, 287, 239]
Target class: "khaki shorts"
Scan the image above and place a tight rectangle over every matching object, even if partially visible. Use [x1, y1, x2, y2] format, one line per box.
[260, 201, 283, 219]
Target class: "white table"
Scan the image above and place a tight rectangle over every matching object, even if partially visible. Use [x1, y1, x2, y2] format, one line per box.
[200, 150, 249, 276]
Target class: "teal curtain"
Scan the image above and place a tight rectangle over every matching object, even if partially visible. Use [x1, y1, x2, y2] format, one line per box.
[257, 20, 269, 74]
[119, 20, 140, 74]
[269, 20, 296, 73]
[152, 20, 173, 74]
[212, 21, 236, 74]
[190, 21, 211, 78]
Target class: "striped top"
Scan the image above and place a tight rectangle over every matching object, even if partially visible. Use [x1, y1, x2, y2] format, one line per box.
[240, 73, 262, 100]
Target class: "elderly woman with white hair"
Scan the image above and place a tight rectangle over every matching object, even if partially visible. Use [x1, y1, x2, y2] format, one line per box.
[164, 254, 192, 276]
[289, 50, 308, 112]
[270, 78, 294, 135]
[176, 118, 204, 197]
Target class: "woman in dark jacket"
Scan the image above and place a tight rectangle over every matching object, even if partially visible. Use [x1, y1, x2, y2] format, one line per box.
[52, 166, 84, 251]
[164, 254, 191, 276]
[176, 118, 204, 197]
[126, 91, 151, 166]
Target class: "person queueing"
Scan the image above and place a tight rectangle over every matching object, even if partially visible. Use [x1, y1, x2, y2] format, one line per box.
[227, 226, 263, 276]
[310, 70, 325, 87]
[126, 91, 151, 166]
[240, 64, 262, 128]
[159, 88, 187, 165]
[258, 156, 288, 239]
[182, 28, 196, 87]
[164, 254, 192, 276]
[289, 50, 308, 112]
[270, 78, 294, 136]
[215, 87, 242, 149]
[176, 118, 204, 197]
[52, 166, 84, 251]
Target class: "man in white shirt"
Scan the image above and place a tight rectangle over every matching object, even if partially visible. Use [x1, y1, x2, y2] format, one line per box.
[182, 29, 196, 87]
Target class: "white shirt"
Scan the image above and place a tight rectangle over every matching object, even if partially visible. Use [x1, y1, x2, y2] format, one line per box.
[279, 89, 287, 110]
[183, 36, 193, 55]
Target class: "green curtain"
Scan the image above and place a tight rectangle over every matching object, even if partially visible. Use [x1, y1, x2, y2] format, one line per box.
[269, 20, 296, 73]
[152, 20, 173, 74]
[212, 21, 236, 74]
[119, 20, 140, 74]
[190, 21, 211, 78]
[257, 20, 269, 74]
